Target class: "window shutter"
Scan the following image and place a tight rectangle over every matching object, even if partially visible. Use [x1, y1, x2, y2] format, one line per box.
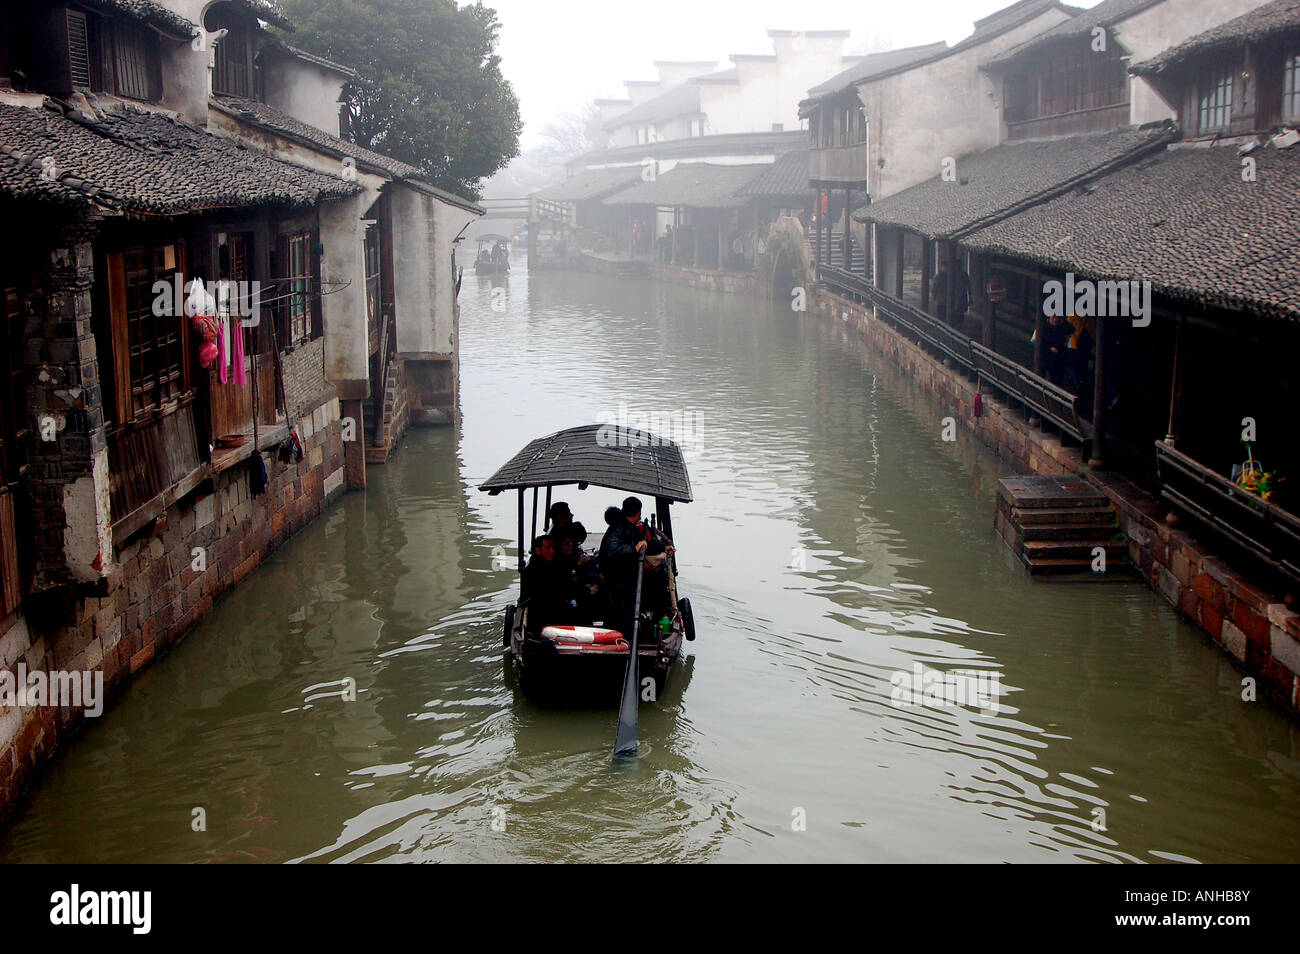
[66, 10, 91, 89]
[106, 252, 132, 424]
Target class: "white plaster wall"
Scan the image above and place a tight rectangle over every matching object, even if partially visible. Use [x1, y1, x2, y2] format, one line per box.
[319, 193, 372, 395]
[863, 8, 1075, 200]
[263, 59, 346, 135]
[392, 187, 478, 357]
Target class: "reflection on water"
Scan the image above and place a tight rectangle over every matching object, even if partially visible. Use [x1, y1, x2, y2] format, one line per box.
[2, 263, 1298, 863]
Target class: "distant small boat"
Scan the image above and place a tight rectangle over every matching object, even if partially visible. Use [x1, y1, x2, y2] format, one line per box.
[474, 234, 511, 276]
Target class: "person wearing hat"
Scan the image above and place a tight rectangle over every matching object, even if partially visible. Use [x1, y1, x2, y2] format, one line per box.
[548, 502, 589, 570]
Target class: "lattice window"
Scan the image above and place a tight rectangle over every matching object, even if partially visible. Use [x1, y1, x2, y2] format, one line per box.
[125, 247, 185, 416]
[1284, 53, 1300, 122]
[286, 233, 312, 345]
[1004, 40, 1128, 124]
[1198, 66, 1233, 132]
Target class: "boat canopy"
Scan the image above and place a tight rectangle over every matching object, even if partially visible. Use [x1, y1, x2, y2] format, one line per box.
[480, 425, 693, 503]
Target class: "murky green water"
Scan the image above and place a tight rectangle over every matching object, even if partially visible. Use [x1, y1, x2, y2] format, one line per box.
[2, 263, 1298, 863]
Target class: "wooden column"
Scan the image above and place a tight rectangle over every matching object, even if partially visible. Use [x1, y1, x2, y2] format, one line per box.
[1090, 314, 1108, 468]
[1166, 316, 1183, 443]
[944, 241, 957, 327]
[919, 238, 931, 314]
[894, 229, 904, 297]
[843, 188, 852, 271]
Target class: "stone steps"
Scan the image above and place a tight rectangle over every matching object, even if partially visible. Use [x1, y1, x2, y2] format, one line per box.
[996, 475, 1129, 578]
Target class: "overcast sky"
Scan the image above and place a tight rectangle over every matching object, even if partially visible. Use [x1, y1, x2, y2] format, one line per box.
[487, 0, 1103, 146]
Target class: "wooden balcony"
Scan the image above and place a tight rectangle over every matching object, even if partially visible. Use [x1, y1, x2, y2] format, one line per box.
[808, 143, 868, 185]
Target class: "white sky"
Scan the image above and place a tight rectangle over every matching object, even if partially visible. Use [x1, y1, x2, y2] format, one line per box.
[488, 0, 1103, 146]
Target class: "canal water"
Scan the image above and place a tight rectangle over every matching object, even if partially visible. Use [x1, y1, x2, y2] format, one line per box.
[2, 263, 1299, 863]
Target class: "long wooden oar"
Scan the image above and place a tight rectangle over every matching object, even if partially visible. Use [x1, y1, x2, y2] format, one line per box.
[612, 558, 645, 759]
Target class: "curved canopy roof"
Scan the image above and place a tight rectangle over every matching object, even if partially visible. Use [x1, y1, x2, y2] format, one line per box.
[480, 425, 693, 503]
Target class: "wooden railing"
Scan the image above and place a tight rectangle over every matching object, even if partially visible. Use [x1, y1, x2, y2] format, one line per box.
[970, 342, 1086, 442]
[858, 282, 975, 374]
[823, 279, 1088, 442]
[1155, 440, 1300, 584]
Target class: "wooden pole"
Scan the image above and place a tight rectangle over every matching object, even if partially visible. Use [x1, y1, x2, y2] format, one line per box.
[1166, 316, 1183, 443]
[895, 229, 904, 298]
[920, 238, 931, 314]
[1090, 314, 1108, 468]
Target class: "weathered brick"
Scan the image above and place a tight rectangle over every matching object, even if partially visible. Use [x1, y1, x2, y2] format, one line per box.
[1233, 603, 1271, 647]
[1270, 626, 1300, 677]
[1221, 619, 1248, 661]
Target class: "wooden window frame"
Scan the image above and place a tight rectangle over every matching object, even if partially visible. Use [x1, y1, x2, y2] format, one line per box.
[1197, 65, 1233, 133]
[1284, 50, 1300, 122]
[106, 242, 192, 427]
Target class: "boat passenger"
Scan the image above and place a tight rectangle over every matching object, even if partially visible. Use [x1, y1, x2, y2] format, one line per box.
[523, 534, 578, 628]
[600, 497, 675, 637]
[548, 502, 590, 568]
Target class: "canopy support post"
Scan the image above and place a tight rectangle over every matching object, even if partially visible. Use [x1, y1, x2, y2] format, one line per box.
[517, 489, 525, 596]
[530, 487, 538, 548]
[543, 486, 553, 530]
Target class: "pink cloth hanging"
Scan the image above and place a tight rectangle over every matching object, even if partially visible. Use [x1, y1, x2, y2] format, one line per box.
[217, 318, 228, 384]
[231, 319, 247, 386]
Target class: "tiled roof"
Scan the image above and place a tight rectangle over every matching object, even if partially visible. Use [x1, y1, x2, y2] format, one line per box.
[735, 149, 810, 196]
[533, 166, 643, 202]
[81, 0, 195, 37]
[986, 0, 1165, 67]
[0, 101, 358, 213]
[210, 95, 481, 212]
[605, 83, 701, 130]
[854, 125, 1173, 238]
[963, 141, 1300, 321]
[1131, 0, 1300, 75]
[234, 0, 294, 31]
[805, 42, 950, 99]
[602, 161, 769, 209]
[213, 95, 420, 178]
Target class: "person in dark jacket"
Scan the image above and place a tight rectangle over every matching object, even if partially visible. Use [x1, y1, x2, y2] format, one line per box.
[523, 535, 577, 630]
[599, 497, 674, 638]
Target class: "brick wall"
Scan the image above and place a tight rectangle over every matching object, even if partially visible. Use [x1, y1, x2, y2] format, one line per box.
[0, 392, 347, 816]
[812, 286, 1300, 719]
[281, 337, 327, 423]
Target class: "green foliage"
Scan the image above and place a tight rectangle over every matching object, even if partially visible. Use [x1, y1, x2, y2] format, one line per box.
[279, 0, 522, 199]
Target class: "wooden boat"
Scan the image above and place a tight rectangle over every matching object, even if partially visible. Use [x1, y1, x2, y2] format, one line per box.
[474, 235, 511, 275]
[480, 424, 696, 704]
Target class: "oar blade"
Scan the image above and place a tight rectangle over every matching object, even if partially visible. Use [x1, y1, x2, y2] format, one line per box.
[612, 629, 639, 758]
[612, 561, 645, 760]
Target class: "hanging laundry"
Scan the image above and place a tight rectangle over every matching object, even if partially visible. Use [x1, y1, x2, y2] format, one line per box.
[249, 452, 268, 497]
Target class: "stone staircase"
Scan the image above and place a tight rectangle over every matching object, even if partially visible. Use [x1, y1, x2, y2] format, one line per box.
[996, 476, 1128, 577]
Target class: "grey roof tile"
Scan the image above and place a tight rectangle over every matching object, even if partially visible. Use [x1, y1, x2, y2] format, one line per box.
[855, 125, 1173, 238]
[735, 149, 811, 196]
[602, 161, 769, 208]
[80, 0, 195, 37]
[210, 95, 483, 212]
[0, 101, 358, 213]
[963, 142, 1300, 320]
[533, 166, 644, 202]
